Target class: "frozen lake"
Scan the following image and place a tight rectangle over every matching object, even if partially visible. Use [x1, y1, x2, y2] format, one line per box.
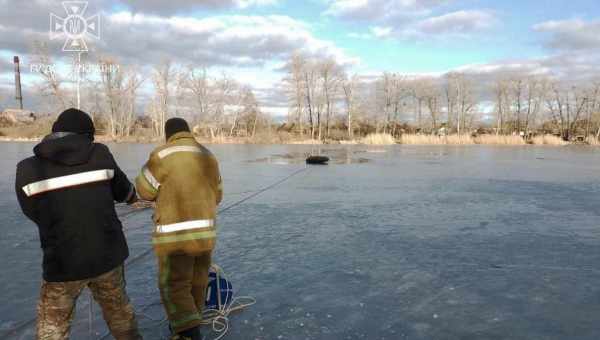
[2, 143, 600, 340]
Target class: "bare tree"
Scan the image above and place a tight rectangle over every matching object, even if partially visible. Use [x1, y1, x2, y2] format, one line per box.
[492, 78, 509, 134]
[31, 41, 71, 112]
[212, 73, 236, 138]
[420, 78, 442, 132]
[445, 73, 477, 135]
[98, 58, 143, 138]
[411, 80, 427, 131]
[586, 81, 600, 139]
[523, 77, 547, 132]
[375, 72, 407, 134]
[318, 58, 343, 139]
[241, 88, 261, 138]
[186, 66, 212, 125]
[150, 60, 173, 138]
[284, 53, 307, 137]
[546, 82, 589, 140]
[342, 74, 360, 139]
[303, 61, 318, 139]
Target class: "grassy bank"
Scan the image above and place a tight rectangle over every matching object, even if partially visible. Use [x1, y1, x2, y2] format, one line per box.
[0, 120, 589, 147]
[392, 133, 569, 146]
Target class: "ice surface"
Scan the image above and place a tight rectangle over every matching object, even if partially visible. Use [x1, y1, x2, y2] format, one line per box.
[2, 144, 600, 339]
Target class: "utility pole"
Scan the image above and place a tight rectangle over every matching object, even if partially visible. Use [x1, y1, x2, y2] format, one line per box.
[76, 52, 82, 110]
[13, 56, 23, 110]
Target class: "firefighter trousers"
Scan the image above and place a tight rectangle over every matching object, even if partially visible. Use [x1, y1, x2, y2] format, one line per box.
[158, 251, 212, 334]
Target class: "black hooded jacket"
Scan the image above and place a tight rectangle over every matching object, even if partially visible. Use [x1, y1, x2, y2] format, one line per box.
[15, 133, 135, 282]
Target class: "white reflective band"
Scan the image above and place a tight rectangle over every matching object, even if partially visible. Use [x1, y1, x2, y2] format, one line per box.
[155, 219, 215, 233]
[158, 146, 203, 159]
[22, 169, 114, 197]
[143, 166, 160, 190]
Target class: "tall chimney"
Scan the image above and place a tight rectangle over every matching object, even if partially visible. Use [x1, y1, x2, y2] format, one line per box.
[14, 56, 23, 110]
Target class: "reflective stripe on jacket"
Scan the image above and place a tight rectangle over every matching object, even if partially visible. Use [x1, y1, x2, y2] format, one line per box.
[22, 169, 115, 197]
[135, 131, 223, 256]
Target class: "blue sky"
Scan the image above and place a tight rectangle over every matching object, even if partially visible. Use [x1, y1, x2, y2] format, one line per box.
[293, 0, 599, 73]
[1, 0, 599, 113]
[109, 0, 598, 73]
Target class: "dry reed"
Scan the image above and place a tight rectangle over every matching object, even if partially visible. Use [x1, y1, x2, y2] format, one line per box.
[360, 133, 396, 145]
[531, 135, 568, 145]
[476, 134, 526, 145]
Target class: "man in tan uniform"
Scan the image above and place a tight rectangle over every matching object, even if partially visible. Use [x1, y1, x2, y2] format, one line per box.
[136, 118, 222, 340]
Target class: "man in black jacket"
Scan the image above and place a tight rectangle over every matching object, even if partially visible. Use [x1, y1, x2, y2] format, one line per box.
[15, 108, 142, 340]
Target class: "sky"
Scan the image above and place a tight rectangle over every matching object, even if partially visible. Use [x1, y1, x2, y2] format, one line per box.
[0, 0, 599, 115]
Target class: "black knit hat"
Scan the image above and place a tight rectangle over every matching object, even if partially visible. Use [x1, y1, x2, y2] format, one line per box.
[52, 108, 95, 135]
[165, 118, 191, 140]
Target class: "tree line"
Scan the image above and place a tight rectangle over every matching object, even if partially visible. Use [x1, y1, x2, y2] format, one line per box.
[284, 52, 600, 141]
[27, 44, 600, 141]
[30, 44, 266, 140]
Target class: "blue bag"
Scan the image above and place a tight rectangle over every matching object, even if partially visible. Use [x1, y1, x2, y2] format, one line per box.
[205, 265, 233, 310]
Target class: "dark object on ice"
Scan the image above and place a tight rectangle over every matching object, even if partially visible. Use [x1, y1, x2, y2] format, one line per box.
[306, 155, 329, 164]
[175, 325, 203, 340]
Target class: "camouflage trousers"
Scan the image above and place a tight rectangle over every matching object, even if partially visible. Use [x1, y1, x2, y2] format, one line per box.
[36, 265, 142, 340]
[158, 251, 211, 334]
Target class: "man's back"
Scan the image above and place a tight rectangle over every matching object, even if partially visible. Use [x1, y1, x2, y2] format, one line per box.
[16, 133, 134, 282]
[149, 135, 221, 222]
[136, 130, 222, 256]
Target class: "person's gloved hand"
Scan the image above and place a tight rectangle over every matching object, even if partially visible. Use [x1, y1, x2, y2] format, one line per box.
[127, 193, 138, 205]
[131, 200, 154, 210]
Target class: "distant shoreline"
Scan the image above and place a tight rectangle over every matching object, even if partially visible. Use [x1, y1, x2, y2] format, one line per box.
[0, 134, 593, 146]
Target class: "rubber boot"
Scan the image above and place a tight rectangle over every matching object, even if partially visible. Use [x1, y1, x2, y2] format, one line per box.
[170, 326, 203, 340]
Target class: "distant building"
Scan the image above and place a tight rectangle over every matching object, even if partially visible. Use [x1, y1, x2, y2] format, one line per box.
[437, 126, 447, 136]
[0, 108, 36, 125]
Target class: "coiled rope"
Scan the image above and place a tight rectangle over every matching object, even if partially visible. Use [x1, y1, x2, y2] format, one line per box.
[199, 264, 256, 340]
[108, 265, 257, 340]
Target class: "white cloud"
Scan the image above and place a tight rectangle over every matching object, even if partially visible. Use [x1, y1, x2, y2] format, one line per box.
[347, 32, 372, 40]
[100, 12, 359, 67]
[392, 9, 496, 40]
[2, 10, 364, 113]
[325, 1, 496, 40]
[260, 105, 288, 117]
[324, 0, 448, 21]
[370, 26, 393, 38]
[0, 1, 361, 114]
[447, 52, 600, 90]
[236, 0, 280, 9]
[415, 10, 495, 35]
[533, 18, 600, 51]
[115, 0, 280, 14]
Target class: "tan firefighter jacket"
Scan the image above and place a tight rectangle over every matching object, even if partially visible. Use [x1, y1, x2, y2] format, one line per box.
[135, 131, 222, 256]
